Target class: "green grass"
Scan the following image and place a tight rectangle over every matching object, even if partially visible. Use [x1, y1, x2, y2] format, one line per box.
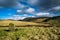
[0, 27, 60, 40]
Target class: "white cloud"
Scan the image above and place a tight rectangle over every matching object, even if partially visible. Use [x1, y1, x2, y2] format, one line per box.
[26, 8, 35, 13]
[5, 14, 36, 20]
[49, 6, 60, 11]
[17, 10, 22, 13]
[23, 14, 28, 17]
[36, 12, 50, 16]
[53, 6, 60, 10]
[23, 14, 35, 17]
[12, 15, 26, 20]
[4, 15, 26, 20]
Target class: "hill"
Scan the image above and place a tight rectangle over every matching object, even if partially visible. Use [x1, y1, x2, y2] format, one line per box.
[22, 16, 60, 26]
[0, 16, 60, 27]
[43, 16, 60, 26]
[22, 17, 48, 23]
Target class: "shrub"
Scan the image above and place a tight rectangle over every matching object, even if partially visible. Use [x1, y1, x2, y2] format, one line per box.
[9, 23, 15, 31]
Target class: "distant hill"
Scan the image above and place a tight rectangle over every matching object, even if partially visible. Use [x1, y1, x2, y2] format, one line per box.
[22, 16, 60, 26]
[43, 16, 60, 26]
[22, 17, 48, 23]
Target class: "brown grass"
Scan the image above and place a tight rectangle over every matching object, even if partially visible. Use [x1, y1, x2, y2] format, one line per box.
[0, 20, 50, 27]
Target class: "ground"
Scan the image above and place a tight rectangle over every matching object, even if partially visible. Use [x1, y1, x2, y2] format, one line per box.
[0, 27, 60, 40]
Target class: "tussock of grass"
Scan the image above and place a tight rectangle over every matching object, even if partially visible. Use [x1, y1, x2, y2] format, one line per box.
[0, 27, 60, 40]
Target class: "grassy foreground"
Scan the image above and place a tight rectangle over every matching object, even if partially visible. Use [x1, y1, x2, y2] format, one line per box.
[0, 27, 60, 40]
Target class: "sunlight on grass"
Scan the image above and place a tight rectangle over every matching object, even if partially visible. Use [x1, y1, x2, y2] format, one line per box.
[0, 27, 60, 40]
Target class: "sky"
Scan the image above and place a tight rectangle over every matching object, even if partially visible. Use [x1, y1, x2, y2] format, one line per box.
[0, 0, 60, 20]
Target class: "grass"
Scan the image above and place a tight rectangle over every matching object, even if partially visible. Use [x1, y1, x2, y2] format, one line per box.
[0, 19, 60, 40]
[0, 20, 39, 26]
[0, 20, 50, 27]
[0, 27, 60, 40]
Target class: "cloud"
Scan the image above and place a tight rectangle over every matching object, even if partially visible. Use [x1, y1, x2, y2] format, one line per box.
[12, 15, 26, 20]
[35, 12, 59, 17]
[36, 12, 50, 17]
[0, 0, 26, 9]
[4, 14, 36, 20]
[16, 7, 36, 14]
[0, 0, 16, 7]
[0, 0, 60, 11]
[26, 8, 35, 13]
[27, 0, 38, 5]
[23, 14, 28, 17]
[48, 6, 60, 14]
[36, 12, 49, 16]
[11, 2, 26, 9]
[52, 6, 60, 10]
[4, 15, 26, 20]
[0, 0, 60, 18]
[27, 0, 60, 12]
[17, 10, 22, 13]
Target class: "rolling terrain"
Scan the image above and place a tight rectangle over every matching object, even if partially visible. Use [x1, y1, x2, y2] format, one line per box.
[22, 16, 60, 27]
[0, 16, 60, 40]
[0, 16, 60, 27]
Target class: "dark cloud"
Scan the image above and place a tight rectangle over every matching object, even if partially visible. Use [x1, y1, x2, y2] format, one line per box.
[0, 0, 60, 11]
[0, 0, 17, 7]
[0, 0, 60, 17]
[18, 0, 60, 13]
[26, 0, 60, 11]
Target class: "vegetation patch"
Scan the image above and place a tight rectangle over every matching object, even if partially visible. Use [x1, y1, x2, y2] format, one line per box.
[0, 27, 60, 40]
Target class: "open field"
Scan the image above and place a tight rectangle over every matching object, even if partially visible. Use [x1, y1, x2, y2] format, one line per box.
[0, 27, 60, 40]
[0, 20, 50, 27]
[0, 20, 38, 26]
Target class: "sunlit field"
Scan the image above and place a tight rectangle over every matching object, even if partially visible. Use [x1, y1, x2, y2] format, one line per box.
[0, 18, 60, 40]
[0, 20, 50, 27]
[0, 27, 60, 40]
